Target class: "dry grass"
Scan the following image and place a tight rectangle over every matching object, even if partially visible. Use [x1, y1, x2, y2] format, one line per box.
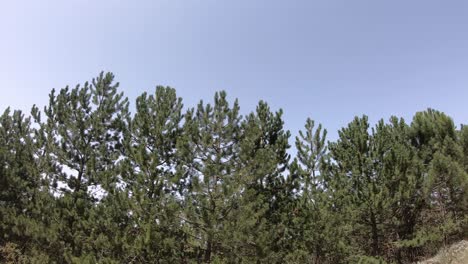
[416, 240, 468, 264]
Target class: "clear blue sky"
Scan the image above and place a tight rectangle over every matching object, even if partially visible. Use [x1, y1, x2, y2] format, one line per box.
[1, 0, 467, 142]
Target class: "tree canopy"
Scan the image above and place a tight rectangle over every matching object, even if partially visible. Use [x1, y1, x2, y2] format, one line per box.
[1, 72, 466, 263]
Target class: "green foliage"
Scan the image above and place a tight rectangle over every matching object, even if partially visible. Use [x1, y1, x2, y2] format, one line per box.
[0, 73, 466, 263]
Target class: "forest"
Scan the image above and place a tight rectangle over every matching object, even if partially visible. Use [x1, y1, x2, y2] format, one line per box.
[0, 72, 467, 263]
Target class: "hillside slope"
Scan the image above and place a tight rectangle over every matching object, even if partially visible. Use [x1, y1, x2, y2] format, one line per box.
[416, 240, 468, 264]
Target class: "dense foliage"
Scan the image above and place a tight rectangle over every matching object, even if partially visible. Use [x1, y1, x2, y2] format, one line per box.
[1, 72, 467, 263]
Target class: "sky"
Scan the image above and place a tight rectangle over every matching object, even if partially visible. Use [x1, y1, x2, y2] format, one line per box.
[1, 0, 467, 143]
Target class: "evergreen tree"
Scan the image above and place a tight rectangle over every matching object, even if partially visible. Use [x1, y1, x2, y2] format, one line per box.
[179, 91, 242, 262]
[41, 72, 128, 261]
[409, 109, 468, 250]
[329, 116, 390, 258]
[361, 117, 424, 262]
[0, 108, 53, 262]
[235, 101, 292, 262]
[292, 118, 352, 263]
[117, 86, 185, 262]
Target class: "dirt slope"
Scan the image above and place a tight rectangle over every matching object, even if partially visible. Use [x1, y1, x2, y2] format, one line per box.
[416, 240, 468, 264]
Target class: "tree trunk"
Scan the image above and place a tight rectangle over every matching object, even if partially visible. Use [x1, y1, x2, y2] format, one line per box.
[204, 239, 212, 263]
[370, 209, 379, 256]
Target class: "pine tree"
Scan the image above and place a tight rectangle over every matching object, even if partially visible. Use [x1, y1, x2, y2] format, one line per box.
[117, 86, 185, 262]
[409, 109, 468, 249]
[234, 101, 292, 262]
[178, 91, 242, 262]
[41, 72, 128, 261]
[0, 108, 53, 262]
[292, 118, 355, 263]
[329, 116, 390, 258]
